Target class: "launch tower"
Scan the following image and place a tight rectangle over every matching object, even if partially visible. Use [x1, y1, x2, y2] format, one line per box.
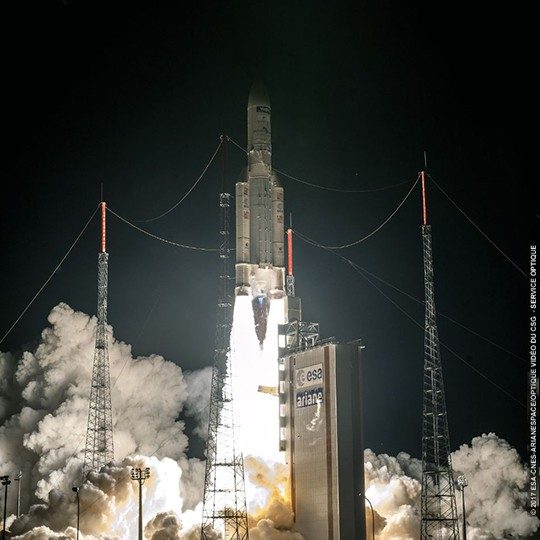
[201, 192, 249, 539]
[83, 202, 114, 476]
[419, 172, 459, 538]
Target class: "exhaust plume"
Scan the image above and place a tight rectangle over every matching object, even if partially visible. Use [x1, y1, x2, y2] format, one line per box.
[364, 434, 538, 539]
[0, 303, 209, 537]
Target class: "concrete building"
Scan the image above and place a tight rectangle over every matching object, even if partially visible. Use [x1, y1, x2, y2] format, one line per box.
[278, 337, 367, 539]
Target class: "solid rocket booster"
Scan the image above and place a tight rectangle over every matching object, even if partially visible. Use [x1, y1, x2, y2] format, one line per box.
[236, 83, 286, 343]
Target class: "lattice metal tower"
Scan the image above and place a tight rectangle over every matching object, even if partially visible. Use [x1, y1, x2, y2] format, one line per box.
[201, 192, 249, 540]
[420, 171, 459, 539]
[83, 201, 114, 477]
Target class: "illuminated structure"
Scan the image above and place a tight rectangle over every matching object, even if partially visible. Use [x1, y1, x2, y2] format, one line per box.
[83, 202, 114, 476]
[278, 223, 365, 537]
[201, 193, 249, 539]
[131, 467, 151, 540]
[419, 171, 459, 538]
[278, 339, 366, 539]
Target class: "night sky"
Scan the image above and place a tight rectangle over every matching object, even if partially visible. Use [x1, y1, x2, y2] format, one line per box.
[2, 2, 534, 461]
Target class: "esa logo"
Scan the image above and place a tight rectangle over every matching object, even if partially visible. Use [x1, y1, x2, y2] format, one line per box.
[295, 363, 323, 388]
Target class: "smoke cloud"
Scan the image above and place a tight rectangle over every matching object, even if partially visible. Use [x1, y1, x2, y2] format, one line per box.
[1, 304, 537, 539]
[364, 449, 422, 538]
[364, 434, 538, 539]
[245, 457, 292, 526]
[0, 303, 209, 537]
[451, 433, 538, 538]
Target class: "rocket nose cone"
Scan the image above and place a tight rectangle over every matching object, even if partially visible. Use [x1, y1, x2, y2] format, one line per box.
[248, 81, 270, 107]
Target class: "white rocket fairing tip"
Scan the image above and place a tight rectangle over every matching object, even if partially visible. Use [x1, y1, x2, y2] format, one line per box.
[248, 81, 270, 107]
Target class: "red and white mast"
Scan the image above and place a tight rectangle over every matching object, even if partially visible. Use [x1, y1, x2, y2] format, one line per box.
[101, 201, 107, 253]
[286, 217, 295, 297]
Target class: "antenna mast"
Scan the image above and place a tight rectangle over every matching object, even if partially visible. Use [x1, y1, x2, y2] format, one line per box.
[83, 201, 114, 477]
[419, 171, 459, 538]
[286, 214, 295, 297]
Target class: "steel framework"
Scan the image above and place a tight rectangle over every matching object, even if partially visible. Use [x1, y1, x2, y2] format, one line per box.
[278, 320, 320, 355]
[420, 173, 459, 539]
[201, 193, 249, 540]
[83, 202, 114, 477]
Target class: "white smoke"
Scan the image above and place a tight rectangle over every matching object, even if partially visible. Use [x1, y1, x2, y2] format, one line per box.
[183, 368, 212, 440]
[364, 449, 422, 538]
[0, 303, 210, 537]
[1, 303, 537, 539]
[452, 433, 538, 539]
[244, 457, 294, 527]
[364, 434, 539, 539]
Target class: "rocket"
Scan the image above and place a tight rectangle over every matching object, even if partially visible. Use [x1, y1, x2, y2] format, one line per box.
[236, 83, 286, 344]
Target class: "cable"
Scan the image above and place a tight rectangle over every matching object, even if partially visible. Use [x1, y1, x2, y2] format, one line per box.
[0, 205, 99, 346]
[229, 135, 420, 251]
[47, 289, 166, 508]
[111, 289, 163, 390]
[107, 207, 218, 252]
[342, 259, 526, 363]
[137, 138, 223, 223]
[226, 135, 415, 193]
[356, 262, 526, 409]
[295, 230, 525, 408]
[313, 175, 420, 249]
[429, 174, 527, 278]
[274, 166, 414, 193]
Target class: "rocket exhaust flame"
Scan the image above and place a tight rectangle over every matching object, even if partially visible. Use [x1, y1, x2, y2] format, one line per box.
[230, 296, 287, 509]
[252, 295, 270, 346]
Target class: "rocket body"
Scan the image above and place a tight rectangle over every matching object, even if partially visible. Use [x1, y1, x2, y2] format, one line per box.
[236, 83, 286, 343]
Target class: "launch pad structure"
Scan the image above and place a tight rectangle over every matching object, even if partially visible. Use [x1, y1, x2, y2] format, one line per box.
[201, 192, 249, 539]
[199, 82, 367, 539]
[419, 171, 460, 538]
[279, 334, 367, 539]
[83, 201, 114, 478]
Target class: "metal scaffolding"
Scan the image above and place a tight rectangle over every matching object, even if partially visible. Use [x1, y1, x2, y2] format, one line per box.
[83, 202, 114, 477]
[201, 192, 249, 540]
[420, 173, 459, 539]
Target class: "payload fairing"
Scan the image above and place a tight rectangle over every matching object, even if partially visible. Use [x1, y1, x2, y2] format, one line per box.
[235, 83, 286, 344]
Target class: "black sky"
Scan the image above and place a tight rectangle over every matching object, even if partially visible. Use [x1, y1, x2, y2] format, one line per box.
[2, 1, 534, 460]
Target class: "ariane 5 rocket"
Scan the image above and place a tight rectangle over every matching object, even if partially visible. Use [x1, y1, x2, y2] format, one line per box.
[235, 82, 286, 345]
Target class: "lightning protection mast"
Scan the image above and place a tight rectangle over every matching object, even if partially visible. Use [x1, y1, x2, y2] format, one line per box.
[201, 191, 249, 540]
[420, 171, 459, 539]
[83, 201, 114, 478]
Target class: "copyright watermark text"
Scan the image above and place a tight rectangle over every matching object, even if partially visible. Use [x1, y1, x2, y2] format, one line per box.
[530, 244, 537, 515]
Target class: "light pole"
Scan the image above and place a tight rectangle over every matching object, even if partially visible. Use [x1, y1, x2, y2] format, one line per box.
[14, 472, 22, 519]
[1, 476, 11, 540]
[457, 474, 468, 540]
[131, 467, 150, 540]
[359, 492, 375, 540]
[71, 487, 80, 540]
[365, 495, 375, 540]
